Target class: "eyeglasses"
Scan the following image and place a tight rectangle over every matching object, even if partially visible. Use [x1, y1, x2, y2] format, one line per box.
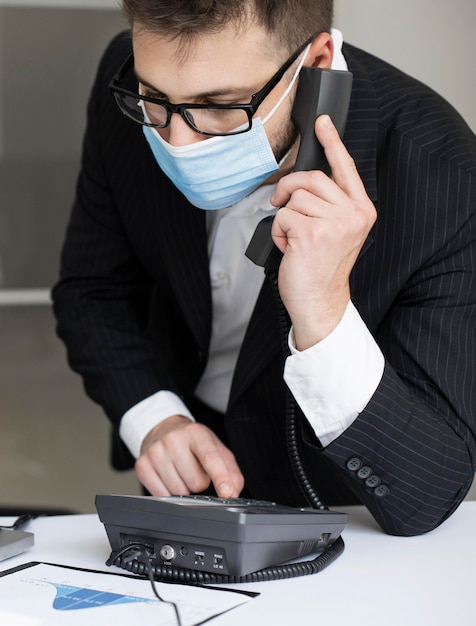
[109, 36, 315, 137]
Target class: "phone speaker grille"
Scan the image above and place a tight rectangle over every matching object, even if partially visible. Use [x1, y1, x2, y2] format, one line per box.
[298, 539, 319, 555]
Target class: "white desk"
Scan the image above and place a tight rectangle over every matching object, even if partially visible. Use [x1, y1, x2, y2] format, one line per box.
[1, 503, 475, 625]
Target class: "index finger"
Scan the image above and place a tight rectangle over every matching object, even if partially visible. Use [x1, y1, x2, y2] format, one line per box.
[190, 436, 243, 498]
[314, 114, 367, 199]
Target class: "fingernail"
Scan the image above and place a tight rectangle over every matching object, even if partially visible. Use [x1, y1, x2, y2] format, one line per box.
[218, 483, 233, 497]
[321, 114, 333, 128]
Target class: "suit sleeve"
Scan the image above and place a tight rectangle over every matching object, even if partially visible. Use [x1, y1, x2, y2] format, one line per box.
[316, 96, 476, 536]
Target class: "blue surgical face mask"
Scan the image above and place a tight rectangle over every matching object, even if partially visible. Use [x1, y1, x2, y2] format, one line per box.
[142, 45, 309, 210]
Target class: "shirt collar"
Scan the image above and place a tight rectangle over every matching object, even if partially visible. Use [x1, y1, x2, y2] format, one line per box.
[330, 29, 348, 71]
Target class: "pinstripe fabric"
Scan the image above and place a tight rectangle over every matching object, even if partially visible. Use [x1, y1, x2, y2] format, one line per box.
[53, 34, 476, 535]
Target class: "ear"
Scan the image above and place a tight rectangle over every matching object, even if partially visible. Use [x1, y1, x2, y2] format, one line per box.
[304, 32, 334, 70]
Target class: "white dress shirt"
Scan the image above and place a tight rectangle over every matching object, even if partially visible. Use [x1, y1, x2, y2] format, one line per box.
[120, 30, 385, 459]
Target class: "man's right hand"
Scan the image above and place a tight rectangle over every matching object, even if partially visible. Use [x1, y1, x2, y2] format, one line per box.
[135, 415, 245, 498]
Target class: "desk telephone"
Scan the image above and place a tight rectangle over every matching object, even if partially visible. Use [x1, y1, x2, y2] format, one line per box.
[97, 66, 353, 583]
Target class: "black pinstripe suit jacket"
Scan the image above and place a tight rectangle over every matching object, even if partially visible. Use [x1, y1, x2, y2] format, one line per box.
[53, 32, 476, 536]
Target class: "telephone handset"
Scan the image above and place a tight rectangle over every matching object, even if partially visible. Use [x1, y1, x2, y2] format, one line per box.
[245, 66, 353, 271]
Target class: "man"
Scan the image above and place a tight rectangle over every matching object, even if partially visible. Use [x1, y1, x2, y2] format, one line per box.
[53, 0, 476, 536]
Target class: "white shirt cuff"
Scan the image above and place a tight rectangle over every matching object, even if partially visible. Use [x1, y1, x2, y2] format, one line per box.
[119, 390, 195, 459]
[284, 301, 385, 447]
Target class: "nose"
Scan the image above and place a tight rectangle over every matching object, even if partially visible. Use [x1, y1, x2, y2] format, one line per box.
[159, 111, 205, 147]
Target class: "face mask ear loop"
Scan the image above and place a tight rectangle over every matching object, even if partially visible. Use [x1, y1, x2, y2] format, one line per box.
[262, 43, 311, 125]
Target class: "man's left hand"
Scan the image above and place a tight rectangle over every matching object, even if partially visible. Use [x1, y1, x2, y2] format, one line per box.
[270, 114, 377, 350]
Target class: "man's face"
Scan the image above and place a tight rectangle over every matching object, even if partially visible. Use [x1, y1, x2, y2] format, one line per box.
[132, 22, 304, 165]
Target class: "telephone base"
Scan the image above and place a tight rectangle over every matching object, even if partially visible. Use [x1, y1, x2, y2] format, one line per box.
[96, 494, 347, 577]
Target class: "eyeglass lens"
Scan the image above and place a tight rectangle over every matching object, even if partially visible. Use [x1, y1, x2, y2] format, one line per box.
[115, 92, 251, 135]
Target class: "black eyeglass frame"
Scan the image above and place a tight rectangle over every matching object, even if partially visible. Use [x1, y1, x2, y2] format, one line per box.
[108, 34, 316, 136]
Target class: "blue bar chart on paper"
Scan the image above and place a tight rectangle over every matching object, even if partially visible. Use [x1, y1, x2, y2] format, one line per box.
[0, 563, 255, 625]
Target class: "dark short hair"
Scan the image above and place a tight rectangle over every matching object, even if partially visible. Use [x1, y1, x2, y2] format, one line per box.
[122, 0, 334, 55]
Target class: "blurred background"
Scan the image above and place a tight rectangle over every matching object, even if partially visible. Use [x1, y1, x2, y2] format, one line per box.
[0, 0, 474, 514]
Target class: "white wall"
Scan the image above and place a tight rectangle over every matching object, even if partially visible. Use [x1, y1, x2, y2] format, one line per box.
[334, 0, 476, 132]
[0, 6, 126, 288]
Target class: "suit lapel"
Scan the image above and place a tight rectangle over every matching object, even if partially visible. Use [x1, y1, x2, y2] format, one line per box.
[228, 275, 283, 408]
[342, 44, 379, 207]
